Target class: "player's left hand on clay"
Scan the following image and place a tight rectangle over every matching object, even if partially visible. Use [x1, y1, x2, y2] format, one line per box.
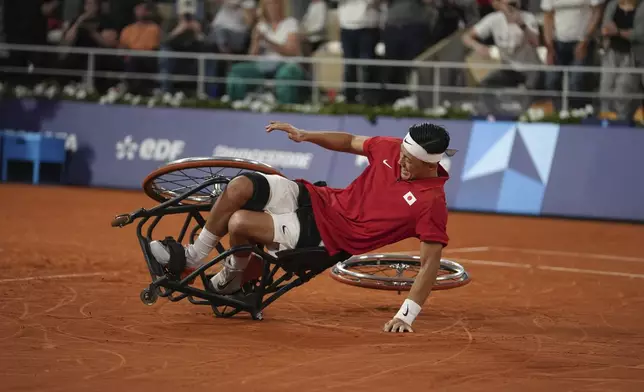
[383, 317, 414, 333]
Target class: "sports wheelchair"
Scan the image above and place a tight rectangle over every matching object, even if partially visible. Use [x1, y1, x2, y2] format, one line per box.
[111, 157, 471, 321]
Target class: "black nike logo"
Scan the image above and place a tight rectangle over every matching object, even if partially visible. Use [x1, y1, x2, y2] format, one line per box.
[403, 139, 412, 145]
[403, 305, 409, 317]
[216, 278, 235, 291]
[282, 225, 287, 234]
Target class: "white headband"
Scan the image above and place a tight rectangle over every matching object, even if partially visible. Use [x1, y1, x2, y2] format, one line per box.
[402, 133, 444, 163]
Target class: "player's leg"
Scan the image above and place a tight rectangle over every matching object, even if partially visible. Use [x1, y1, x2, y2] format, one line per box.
[149, 172, 268, 268]
[209, 175, 302, 294]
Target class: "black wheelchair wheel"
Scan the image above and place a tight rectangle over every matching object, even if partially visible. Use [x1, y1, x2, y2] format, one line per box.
[142, 157, 284, 205]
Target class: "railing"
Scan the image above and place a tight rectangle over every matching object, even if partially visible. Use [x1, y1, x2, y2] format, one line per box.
[1, 43, 644, 114]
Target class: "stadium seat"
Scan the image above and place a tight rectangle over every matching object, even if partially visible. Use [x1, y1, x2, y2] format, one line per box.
[0, 131, 66, 184]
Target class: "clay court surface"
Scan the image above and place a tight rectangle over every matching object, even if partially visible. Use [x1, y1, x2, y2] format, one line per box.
[1, 184, 644, 391]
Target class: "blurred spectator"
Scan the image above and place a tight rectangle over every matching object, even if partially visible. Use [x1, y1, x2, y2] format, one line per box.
[338, 0, 380, 104]
[0, 0, 8, 62]
[120, 1, 162, 94]
[379, 0, 433, 104]
[163, 0, 207, 94]
[631, 0, 644, 120]
[204, 0, 257, 97]
[59, 0, 120, 91]
[477, 0, 496, 16]
[208, 0, 256, 54]
[301, 0, 328, 54]
[428, 0, 480, 43]
[3, 0, 59, 85]
[542, 0, 604, 109]
[108, 0, 147, 32]
[462, 0, 541, 113]
[226, 0, 307, 104]
[598, 0, 638, 120]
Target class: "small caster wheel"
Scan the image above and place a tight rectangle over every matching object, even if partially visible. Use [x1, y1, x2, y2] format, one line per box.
[140, 287, 158, 306]
[253, 311, 263, 321]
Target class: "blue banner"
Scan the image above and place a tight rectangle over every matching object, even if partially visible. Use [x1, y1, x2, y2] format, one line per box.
[1, 99, 643, 222]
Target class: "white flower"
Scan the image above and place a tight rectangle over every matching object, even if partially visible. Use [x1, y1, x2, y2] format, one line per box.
[170, 97, 182, 107]
[123, 93, 133, 102]
[460, 102, 475, 113]
[162, 92, 173, 104]
[250, 100, 263, 112]
[519, 114, 528, 122]
[147, 98, 156, 108]
[131, 96, 141, 105]
[571, 108, 585, 118]
[76, 89, 87, 100]
[14, 85, 29, 98]
[585, 104, 594, 115]
[431, 106, 448, 117]
[232, 100, 244, 110]
[442, 100, 452, 108]
[107, 88, 120, 101]
[221, 95, 230, 103]
[174, 91, 186, 100]
[393, 95, 418, 110]
[527, 107, 544, 122]
[99, 96, 109, 105]
[34, 83, 46, 96]
[559, 110, 570, 119]
[63, 84, 76, 97]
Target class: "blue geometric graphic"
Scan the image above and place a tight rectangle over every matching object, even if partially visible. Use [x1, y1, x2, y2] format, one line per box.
[455, 121, 561, 213]
[454, 171, 505, 211]
[508, 128, 541, 183]
[517, 123, 559, 184]
[497, 169, 545, 214]
[462, 122, 514, 180]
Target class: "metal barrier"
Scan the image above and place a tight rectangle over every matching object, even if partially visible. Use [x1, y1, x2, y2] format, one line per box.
[1, 43, 644, 113]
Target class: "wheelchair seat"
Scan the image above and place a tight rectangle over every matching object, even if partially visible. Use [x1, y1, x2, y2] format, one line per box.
[275, 246, 351, 274]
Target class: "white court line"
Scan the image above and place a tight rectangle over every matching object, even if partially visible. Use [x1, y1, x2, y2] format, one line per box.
[490, 246, 644, 263]
[0, 272, 117, 284]
[456, 258, 644, 279]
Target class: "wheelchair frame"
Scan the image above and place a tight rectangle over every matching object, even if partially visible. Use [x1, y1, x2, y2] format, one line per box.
[112, 175, 347, 321]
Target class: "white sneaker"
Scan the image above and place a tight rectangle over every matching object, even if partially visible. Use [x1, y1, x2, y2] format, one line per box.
[209, 258, 244, 295]
[149, 240, 201, 269]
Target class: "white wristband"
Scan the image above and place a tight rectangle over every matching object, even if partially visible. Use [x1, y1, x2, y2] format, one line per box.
[394, 299, 422, 326]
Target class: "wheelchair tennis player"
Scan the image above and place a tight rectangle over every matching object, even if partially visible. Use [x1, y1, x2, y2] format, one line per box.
[151, 121, 453, 333]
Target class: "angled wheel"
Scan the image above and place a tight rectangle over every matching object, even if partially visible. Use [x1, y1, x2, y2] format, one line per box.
[142, 157, 284, 205]
[140, 287, 158, 305]
[330, 254, 471, 292]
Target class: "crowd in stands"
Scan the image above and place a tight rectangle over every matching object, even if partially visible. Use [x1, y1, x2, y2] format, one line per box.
[0, 0, 643, 121]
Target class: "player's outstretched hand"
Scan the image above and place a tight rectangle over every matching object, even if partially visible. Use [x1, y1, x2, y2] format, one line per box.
[383, 317, 414, 333]
[265, 121, 306, 143]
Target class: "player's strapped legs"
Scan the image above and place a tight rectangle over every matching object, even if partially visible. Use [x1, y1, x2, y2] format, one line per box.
[150, 172, 272, 267]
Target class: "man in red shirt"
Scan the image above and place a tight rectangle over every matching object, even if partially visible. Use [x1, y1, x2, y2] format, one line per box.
[150, 121, 453, 333]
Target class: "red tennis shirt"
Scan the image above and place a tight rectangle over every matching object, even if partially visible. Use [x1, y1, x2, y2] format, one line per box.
[298, 136, 449, 256]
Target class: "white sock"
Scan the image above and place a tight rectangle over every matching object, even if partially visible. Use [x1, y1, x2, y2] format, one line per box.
[186, 228, 219, 264]
[230, 254, 250, 270]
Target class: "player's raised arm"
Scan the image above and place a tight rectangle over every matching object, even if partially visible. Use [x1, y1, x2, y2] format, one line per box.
[265, 121, 368, 156]
[383, 241, 443, 333]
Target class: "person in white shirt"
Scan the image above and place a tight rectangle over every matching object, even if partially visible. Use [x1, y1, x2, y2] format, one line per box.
[208, 0, 256, 54]
[337, 0, 381, 103]
[542, 0, 604, 109]
[301, 0, 328, 54]
[462, 0, 542, 113]
[226, 0, 307, 104]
